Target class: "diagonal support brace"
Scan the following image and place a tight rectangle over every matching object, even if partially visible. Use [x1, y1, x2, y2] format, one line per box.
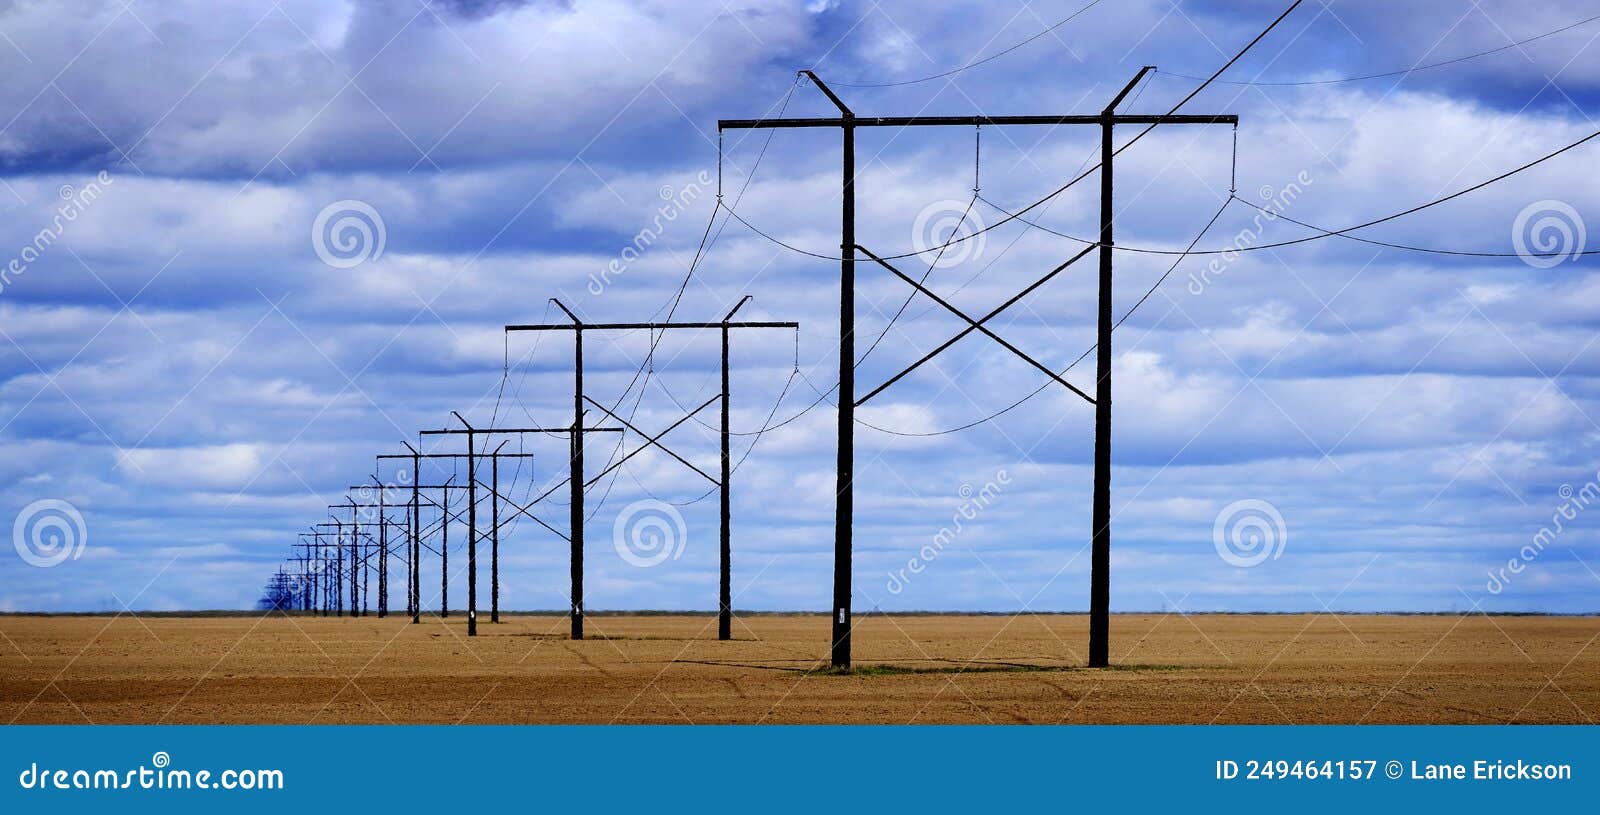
[858, 243, 1098, 406]
[855, 244, 1095, 405]
[582, 395, 722, 488]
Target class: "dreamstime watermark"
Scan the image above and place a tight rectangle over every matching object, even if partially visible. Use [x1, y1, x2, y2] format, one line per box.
[311, 199, 386, 269]
[349, 465, 414, 523]
[612, 498, 687, 568]
[1485, 471, 1600, 594]
[0, 171, 116, 296]
[17, 751, 284, 792]
[587, 170, 712, 295]
[885, 469, 1010, 594]
[1511, 199, 1585, 269]
[1187, 170, 1314, 296]
[909, 198, 986, 267]
[13, 498, 87, 568]
[1212, 498, 1287, 568]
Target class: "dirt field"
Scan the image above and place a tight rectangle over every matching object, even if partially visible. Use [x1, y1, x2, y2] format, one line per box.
[1, 613, 1596, 724]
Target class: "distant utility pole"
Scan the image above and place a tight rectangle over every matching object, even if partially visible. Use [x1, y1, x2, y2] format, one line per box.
[327, 504, 407, 618]
[491, 442, 505, 623]
[355, 476, 474, 621]
[505, 297, 799, 641]
[413, 423, 620, 636]
[370, 463, 472, 620]
[380, 445, 546, 635]
[293, 539, 320, 612]
[344, 500, 361, 616]
[719, 69, 1237, 668]
[305, 529, 333, 615]
[372, 475, 388, 617]
[329, 520, 344, 617]
[405, 442, 420, 623]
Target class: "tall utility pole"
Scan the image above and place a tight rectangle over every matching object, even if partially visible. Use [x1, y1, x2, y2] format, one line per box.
[403, 442, 421, 623]
[506, 298, 798, 641]
[490, 440, 507, 623]
[372, 475, 388, 617]
[459, 414, 478, 635]
[294, 539, 317, 612]
[307, 529, 333, 616]
[440, 482, 450, 617]
[719, 69, 1237, 668]
[346, 499, 361, 616]
[332, 519, 344, 617]
[1092, 67, 1153, 668]
[718, 298, 740, 640]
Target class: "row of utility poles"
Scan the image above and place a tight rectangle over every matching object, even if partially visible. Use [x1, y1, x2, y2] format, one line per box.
[267, 301, 799, 642]
[266, 47, 1251, 670]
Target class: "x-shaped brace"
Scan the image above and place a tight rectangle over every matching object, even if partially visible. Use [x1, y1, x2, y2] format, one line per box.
[582, 395, 721, 487]
[855, 243, 1096, 406]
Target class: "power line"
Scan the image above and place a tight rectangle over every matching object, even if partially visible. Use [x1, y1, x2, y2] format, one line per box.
[829, 0, 1106, 88]
[719, 0, 1302, 263]
[1158, 12, 1600, 87]
[832, 194, 1234, 439]
[839, 120, 1600, 439]
[1229, 195, 1600, 258]
[974, 124, 1600, 258]
[577, 76, 805, 525]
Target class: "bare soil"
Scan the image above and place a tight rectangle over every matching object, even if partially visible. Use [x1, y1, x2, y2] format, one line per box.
[1, 613, 1596, 724]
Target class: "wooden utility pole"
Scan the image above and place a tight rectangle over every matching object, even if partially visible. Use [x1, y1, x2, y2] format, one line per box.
[719, 69, 1237, 668]
[506, 298, 798, 641]
[412, 427, 610, 635]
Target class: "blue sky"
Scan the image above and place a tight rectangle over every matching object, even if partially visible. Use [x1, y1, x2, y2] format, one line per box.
[1, 0, 1598, 614]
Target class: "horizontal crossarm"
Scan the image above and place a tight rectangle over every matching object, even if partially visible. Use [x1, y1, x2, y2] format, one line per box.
[718, 114, 1237, 130]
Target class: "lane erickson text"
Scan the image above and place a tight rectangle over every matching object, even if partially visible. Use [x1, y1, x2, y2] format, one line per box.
[1216, 758, 1572, 782]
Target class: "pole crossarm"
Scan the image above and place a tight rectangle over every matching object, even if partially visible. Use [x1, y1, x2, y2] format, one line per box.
[857, 243, 1099, 406]
[718, 114, 1237, 130]
[855, 244, 1096, 406]
[505, 321, 797, 332]
[581, 395, 720, 487]
[376, 453, 548, 461]
[350, 483, 500, 490]
[418, 427, 610, 436]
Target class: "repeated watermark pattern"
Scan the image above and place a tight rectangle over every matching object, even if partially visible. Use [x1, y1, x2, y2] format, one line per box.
[1486, 471, 1600, 594]
[349, 465, 415, 524]
[886, 469, 1010, 595]
[12, 499, 88, 568]
[1212, 498, 1287, 568]
[612, 498, 687, 568]
[0, 171, 116, 296]
[311, 199, 386, 269]
[1511, 199, 1585, 269]
[587, 170, 712, 296]
[909, 199, 985, 267]
[1187, 170, 1314, 296]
